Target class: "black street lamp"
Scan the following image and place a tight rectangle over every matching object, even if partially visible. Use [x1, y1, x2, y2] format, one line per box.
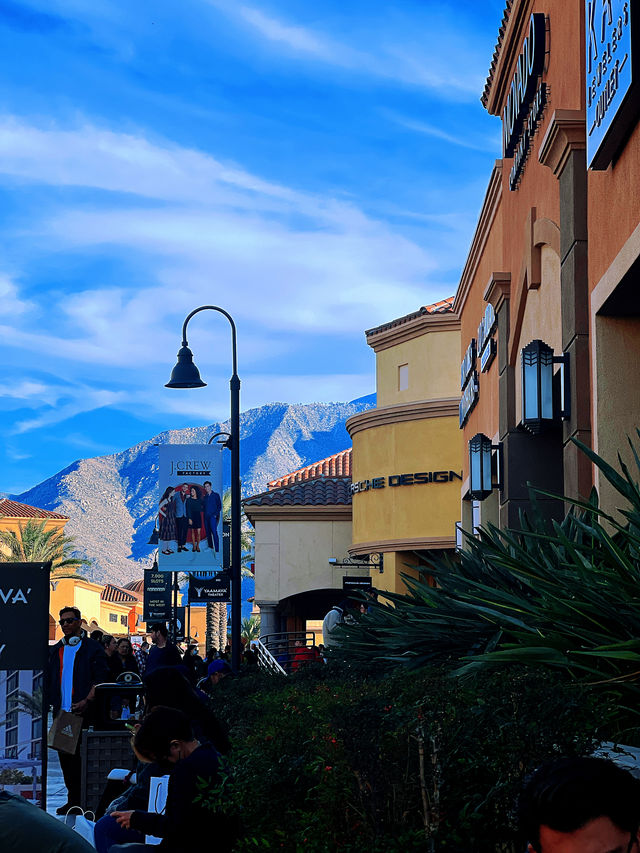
[165, 305, 242, 674]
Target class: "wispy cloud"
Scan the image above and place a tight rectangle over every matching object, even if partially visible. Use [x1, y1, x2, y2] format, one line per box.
[383, 110, 500, 152]
[208, 1, 485, 98]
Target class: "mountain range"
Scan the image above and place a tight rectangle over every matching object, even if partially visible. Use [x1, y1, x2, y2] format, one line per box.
[13, 396, 374, 586]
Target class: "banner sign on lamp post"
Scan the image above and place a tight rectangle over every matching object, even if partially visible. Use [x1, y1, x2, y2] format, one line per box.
[158, 445, 223, 570]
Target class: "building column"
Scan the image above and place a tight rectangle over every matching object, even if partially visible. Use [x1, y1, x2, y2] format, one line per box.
[254, 600, 279, 639]
[539, 111, 591, 502]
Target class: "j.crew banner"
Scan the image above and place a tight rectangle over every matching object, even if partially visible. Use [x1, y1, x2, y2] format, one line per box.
[158, 445, 223, 570]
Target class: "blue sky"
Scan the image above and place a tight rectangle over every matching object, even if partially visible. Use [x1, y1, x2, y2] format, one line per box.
[0, 0, 505, 495]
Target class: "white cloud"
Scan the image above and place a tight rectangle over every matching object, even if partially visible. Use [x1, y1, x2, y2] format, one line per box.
[383, 110, 499, 152]
[208, 1, 485, 98]
[13, 387, 129, 434]
[0, 275, 33, 316]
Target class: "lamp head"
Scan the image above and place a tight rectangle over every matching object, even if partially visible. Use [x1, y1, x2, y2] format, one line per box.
[165, 344, 206, 389]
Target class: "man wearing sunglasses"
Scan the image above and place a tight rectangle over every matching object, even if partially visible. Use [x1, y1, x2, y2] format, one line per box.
[519, 756, 640, 853]
[47, 606, 109, 814]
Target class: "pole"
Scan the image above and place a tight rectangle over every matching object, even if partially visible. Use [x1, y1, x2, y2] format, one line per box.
[177, 305, 242, 673]
[230, 371, 241, 673]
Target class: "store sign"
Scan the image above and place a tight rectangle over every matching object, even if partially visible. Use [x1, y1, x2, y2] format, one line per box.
[0, 563, 49, 809]
[459, 371, 479, 427]
[586, 0, 637, 169]
[143, 570, 173, 622]
[343, 576, 373, 592]
[503, 13, 547, 157]
[500, 12, 548, 190]
[460, 339, 476, 390]
[350, 470, 462, 494]
[188, 572, 231, 604]
[477, 303, 498, 372]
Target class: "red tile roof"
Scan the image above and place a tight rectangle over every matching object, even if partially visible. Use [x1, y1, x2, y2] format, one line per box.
[245, 477, 352, 509]
[123, 579, 144, 597]
[0, 498, 68, 521]
[267, 449, 352, 490]
[101, 584, 139, 604]
[365, 296, 455, 338]
[481, 2, 514, 108]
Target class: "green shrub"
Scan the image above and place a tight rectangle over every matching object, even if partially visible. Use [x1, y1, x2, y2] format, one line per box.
[209, 664, 608, 852]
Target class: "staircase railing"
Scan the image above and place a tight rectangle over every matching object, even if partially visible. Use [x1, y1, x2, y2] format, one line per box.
[254, 638, 287, 675]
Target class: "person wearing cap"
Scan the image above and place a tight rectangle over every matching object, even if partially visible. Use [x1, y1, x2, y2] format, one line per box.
[197, 659, 232, 697]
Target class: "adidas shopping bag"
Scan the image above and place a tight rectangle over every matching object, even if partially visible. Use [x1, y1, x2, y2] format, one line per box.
[48, 710, 83, 754]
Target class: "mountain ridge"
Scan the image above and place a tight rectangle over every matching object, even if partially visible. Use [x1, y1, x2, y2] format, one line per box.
[13, 396, 374, 586]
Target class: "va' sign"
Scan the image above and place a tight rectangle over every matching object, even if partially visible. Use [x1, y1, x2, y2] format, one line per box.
[157, 445, 223, 570]
[0, 563, 50, 668]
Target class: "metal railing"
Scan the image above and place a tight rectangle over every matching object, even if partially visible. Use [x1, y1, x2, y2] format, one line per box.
[257, 631, 322, 675]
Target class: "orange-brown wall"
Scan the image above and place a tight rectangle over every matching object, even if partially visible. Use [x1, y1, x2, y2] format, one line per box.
[588, 119, 640, 291]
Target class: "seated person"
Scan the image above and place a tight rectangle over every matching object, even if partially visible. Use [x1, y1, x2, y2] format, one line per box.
[0, 790, 94, 852]
[519, 755, 640, 853]
[110, 706, 238, 852]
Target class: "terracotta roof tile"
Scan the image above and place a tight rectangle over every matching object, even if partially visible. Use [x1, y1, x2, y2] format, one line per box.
[481, 1, 514, 108]
[101, 583, 138, 604]
[245, 477, 352, 509]
[267, 449, 352, 489]
[123, 579, 145, 597]
[365, 296, 455, 337]
[0, 498, 68, 521]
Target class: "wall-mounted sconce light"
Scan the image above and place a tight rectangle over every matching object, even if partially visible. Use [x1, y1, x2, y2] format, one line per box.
[521, 339, 570, 434]
[469, 432, 503, 501]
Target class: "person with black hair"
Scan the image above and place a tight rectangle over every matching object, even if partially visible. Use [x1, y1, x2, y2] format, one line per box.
[47, 605, 109, 813]
[519, 756, 640, 852]
[143, 666, 230, 755]
[145, 623, 182, 677]
[110, 707, 237, 852]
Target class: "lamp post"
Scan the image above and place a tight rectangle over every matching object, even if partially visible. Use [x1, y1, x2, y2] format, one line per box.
[165, 305, 242, 674]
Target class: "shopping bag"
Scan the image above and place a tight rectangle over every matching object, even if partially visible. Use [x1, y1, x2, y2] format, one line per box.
[65, 807, 96, 846]
[47, 710, 83, 754]
[146, 774, 170, 845]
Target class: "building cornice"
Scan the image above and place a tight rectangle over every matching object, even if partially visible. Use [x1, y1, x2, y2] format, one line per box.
[484, 0, 535, 116]
[538, 110, 586, 177]
[366, 311, 460, 353]
[483, 271, 512, 312]
[245, 505, 352, 524]
[349, 536, 456, 555]
[453, 162, 503, 316]
[346, 398, 460, 437]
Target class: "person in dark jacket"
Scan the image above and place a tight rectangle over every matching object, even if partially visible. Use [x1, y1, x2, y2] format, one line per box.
[144, 623, 182, 676]
[0, 791, 95, 852]
[186, 485, 203, 552]
[111, 706, 238, 852]
[47, 605, 110, 813]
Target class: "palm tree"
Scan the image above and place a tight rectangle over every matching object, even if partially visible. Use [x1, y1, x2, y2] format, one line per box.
[241, 615, 261, 643]
[0, 520, 89, 578]
[205, 488, 255, 653]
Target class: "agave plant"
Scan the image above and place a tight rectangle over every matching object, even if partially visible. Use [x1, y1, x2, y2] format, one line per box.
[338, 433, 640, 714]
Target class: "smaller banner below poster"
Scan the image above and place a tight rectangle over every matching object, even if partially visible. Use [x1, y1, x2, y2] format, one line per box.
[143, 570, 173, 622]
[188, 572, 231, 604]
[158, 445, 224, 570]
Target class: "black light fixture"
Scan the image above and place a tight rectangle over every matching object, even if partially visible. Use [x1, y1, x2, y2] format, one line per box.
[521, 339, 570, 434]
[469, 432, 502, 501]
[165, 345, 206, 389]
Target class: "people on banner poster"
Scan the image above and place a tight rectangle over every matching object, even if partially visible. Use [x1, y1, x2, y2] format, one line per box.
[157, 481, 222, 563]
[158, 486, 178, 555]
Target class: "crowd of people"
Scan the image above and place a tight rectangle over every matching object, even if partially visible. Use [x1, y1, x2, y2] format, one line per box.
[9, 602, 639, 852]
[44, 606, 240, 852]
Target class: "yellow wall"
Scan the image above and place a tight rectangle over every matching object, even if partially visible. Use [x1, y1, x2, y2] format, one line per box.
[350, 416, 461, 547]
[376, 330, 460, 408]
[254, 516, 356, 603]
[0, 516, 67, 558]
[50, 577, 103, 640]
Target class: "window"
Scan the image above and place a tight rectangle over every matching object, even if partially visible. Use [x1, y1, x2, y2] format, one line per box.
[109, 613, 117, 623]
[472, 500, 481, 536]
[398, 364, 409, 391]
[120, 615, 128, 626]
